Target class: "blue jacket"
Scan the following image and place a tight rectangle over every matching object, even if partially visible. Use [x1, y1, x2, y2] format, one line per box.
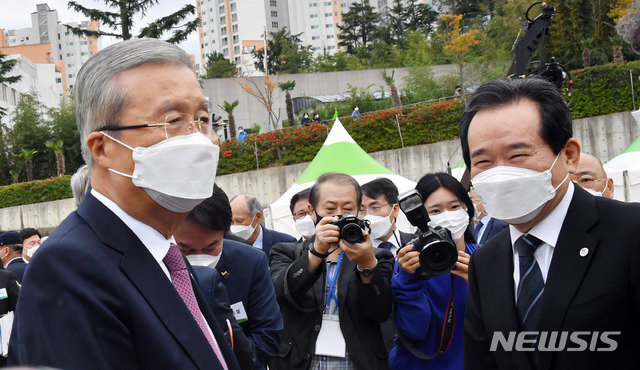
[389, 242, 478, 370]
[198, 239, 283, 369]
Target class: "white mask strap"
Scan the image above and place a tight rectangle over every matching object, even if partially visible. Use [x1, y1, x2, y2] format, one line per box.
[107, 168, 134, 179]
[101, 131, 135, 151]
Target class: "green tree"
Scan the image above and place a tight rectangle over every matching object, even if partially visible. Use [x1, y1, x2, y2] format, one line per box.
[441, 14, 480, 103]
[66, 0, 199, 44]
[337, 0, 381, 55]
[219, 100, 239, 139]
[205, 52, 237, 79]
[47, 96, 83, 176]
[46, 140, 66, 177]
[382, 70, 402, 108]
[18, 148, 38, 182]
[253, 27, 313, 74]
[0, 52, 21, 120]
[10, 90, 50, 180]
[279, 81, 296, 127]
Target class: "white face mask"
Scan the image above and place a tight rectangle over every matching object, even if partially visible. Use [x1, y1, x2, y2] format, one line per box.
[428, 209, 470, 242]
[102, 132, 219, 213]
[471, 153, 569, 224]
[295, 215, 316, 239]
[363, 205, 394, 240]
[26, 244, 40, 258]
[230, 214, 257, 240]
[186, 252, 221, 268]
[583, 187, 603, 197]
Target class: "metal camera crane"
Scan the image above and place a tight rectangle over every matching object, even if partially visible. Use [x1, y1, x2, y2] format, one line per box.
[507, 2, 573, 102]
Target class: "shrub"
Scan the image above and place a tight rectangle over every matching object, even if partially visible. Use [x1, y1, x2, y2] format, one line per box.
[0, 176, 72, 208]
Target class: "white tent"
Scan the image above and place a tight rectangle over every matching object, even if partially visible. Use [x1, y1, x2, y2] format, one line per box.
[603, 135, 640, 202]
[267, 118, 417, 238]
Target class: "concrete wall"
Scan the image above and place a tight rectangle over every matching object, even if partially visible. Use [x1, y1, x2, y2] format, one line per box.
[1, 110, 638, 233]
[203, 65, 457, 133]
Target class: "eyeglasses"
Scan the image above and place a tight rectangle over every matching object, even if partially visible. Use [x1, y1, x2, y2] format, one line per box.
[100, 112, 214, 139]
[573, 176, 606, 189]
[359, 203, 391, 215]
[293, 211, 310, 220]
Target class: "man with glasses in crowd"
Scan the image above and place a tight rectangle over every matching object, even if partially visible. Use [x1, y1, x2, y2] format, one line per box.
[569, 152, 614, 198]
[290, 189, 315, 242]
[10, 39, 238, 370]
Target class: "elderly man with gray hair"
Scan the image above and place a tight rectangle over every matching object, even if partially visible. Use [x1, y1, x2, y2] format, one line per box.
[229, 193, 296, 256]
[9, 38, 239, 370]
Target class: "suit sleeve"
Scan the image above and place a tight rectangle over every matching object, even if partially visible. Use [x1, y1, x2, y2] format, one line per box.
[6, 272, 20, 312]
[269, 242, 324, 311]
[463, 250, 498, 370]
[356, 248, 394, 323]
[244, 251, 283, 366]
[9, 242, 134, 369]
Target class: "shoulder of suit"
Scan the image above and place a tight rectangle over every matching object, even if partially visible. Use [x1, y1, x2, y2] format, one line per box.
[264, 227, 297, 242]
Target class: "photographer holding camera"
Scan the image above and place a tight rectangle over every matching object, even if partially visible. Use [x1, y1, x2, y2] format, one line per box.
[389, 172, 478, 370]
[269, 173, 394, 370]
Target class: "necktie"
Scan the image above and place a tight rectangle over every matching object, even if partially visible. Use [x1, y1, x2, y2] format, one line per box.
[164, 244, 228, 370]
[379, 241, 393, 251]
[474, 219, 484, 240]
[515, 234, 545, 332]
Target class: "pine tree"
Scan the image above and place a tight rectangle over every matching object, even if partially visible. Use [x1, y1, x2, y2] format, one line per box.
[66, 0, 199, 44]
[337, 0, 381, 55]
[0, 52, 21, 119]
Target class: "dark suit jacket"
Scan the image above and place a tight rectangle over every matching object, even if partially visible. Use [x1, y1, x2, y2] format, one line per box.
[5, 257, 27, 283]
[193, 265, 255, 370]
[477, 217, 509, 245]
[0, 268, 19, 367]
[464, 186, 640, 370]
[9, 192, 240, 370]
[211, 239, 283, 369]
[269, 238, 394, 370]
[261, 227, 297, 257]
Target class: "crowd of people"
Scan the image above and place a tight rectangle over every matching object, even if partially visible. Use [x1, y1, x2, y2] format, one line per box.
[0, 37, 638, 370]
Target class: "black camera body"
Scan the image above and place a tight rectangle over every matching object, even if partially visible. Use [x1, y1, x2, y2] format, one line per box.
[332, 214, 371, 244]
[398, 189, 458, 280]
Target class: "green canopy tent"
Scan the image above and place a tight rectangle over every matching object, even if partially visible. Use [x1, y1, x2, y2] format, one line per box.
[603, 134, 640, 202]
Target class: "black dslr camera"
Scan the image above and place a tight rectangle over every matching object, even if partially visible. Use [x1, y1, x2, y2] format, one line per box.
[398, 189, 458, 280]
[332, 214, 371, 244]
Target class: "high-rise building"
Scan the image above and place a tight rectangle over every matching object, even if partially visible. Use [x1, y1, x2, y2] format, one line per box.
[0, 3, 100, 95]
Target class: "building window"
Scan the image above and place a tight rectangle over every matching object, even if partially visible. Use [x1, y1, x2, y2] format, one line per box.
[272, 21, 279, 28]
[81, 52, 88, 56]
[309, 2, 317, 7]
[90, 51, 94, 56]
[311, 25, 319, 29]
[231, 13, 237, 21]
[312, 36, 320, 40]
[271, 11, 277, 17]
[327, 35, 335, 39]
[328, 45, 336, 50]
[89, 40, 93, 45]
[324, 1, 331, 5]
[230, 3, 236, 11]
[335, 11, 338, 16]
[326, 23, 333, 28]
[234, 46, 240, 54]
[310, 14, 318, 18]
[325, 13, 332, 17]
[219, 5, 224, 12]
[232, 24, 238, 32]
[222, 37, 228, 46]
[235, 56, 241, 64]
[56, 78, 62, 83]
[232, 35, 238, 43]
[220, 16, 226, 22]
[270, 0, 277, 6]
[221, 26, 227, 33]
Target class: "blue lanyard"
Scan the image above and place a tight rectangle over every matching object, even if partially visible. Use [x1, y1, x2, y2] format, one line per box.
[324, 252, 343, 312]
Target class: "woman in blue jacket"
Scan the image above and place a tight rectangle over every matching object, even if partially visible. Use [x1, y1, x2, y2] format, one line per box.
[389, 172, 478, 370]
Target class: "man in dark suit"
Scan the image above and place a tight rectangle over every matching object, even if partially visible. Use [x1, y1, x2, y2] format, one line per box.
[0, 231, 27, 283]
[176, 185, 283, 369]
[460, 77, 640, 369]
[9, 38, 239, 370]
[269, 173, 394, 370]
[229, 193, 296, 256]
[470, 188, 508, 246]
[0, 242, 19, 367]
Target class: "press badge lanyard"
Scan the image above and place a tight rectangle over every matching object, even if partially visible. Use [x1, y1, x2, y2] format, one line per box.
[324, 251, 344, 313]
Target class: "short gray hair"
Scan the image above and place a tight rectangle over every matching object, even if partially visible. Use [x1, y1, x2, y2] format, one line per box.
[70, 164, 91, 208]
[75, 38, 193, 165]
[230, 193, 262, 216]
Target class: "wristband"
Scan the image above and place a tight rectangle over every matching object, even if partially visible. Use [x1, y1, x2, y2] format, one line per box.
[309, 244, 330, 259]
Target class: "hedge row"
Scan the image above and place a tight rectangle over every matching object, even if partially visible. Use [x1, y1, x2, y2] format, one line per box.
[3, 61, 639, 207]
[0, 176, 72, 208]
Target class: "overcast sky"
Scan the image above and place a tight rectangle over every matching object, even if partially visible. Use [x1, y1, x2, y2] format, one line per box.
[0, 0, 199, 55]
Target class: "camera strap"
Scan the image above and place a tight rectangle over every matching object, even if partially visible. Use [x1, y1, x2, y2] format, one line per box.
[394, 274, 456, 359]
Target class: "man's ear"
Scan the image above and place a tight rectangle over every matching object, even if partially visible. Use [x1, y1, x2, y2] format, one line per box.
[563, 138, 581, 174]
[255, 211, 263, 225]
[86, 131, 110, 167]
[606, 177, 615, 198]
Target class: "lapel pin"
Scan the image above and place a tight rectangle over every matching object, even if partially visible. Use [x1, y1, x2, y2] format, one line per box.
[579, 248, 589, 257]
[221, 271, 230, 279]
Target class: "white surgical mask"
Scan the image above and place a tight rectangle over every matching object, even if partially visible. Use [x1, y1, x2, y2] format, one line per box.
[26, 244, 40, 258]
[471, 153, 569, 224]
[583, 187, 603, 197]
[230, 215, 257, 240]
[102, 132, 219, 213]
[428, 209, 469, 242]
[186, 252, 221, 268]
[363, 205, 394, 240]
[295, 215, 316, 239]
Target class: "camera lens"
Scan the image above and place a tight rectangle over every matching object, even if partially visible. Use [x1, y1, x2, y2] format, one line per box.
[419, 240, 458, 274]
[342, 223, 363, 243]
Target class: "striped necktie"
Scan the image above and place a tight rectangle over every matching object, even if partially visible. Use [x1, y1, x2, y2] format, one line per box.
[515, 234, 545, 332]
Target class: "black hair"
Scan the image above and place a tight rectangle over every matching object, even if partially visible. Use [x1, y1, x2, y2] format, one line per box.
[185, 184, 232, 232]
[289, 188, 311, 214]
[361, 178, 399, 205]
[415, 172, 476, 244]
[20, 228, 41, 241]
[309, 173, 362, 210]
[459, 77, 572, 169]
